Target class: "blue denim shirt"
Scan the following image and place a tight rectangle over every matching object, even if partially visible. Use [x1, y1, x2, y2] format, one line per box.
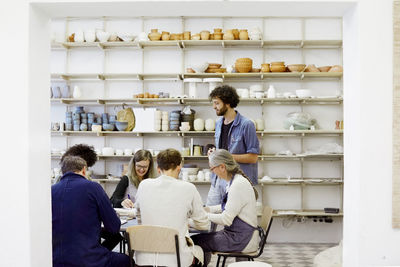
[213, 111, 259, 185]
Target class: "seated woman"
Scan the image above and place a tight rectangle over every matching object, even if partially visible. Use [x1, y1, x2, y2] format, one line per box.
[191, 149, 260, 266]
[135, 148, 210, 267]
[110, 149, 155, 208]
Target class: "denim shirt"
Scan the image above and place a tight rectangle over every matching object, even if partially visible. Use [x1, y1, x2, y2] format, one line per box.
[213, 111, 260, 185]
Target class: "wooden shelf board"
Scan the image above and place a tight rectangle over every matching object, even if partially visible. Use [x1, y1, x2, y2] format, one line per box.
[273, 210, 343, 217]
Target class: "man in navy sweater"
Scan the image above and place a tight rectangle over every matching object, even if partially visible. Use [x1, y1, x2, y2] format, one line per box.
[52, 155, 129, 267]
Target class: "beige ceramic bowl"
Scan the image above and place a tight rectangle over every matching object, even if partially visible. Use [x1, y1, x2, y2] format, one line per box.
[318, 66, 332, 72]
[270, 65, 286, 72]
[287, 64, 306, 72]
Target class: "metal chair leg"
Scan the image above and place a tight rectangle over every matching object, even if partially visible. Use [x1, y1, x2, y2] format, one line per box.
[216, 255, 221, 267]
[221, 256, 227, 267]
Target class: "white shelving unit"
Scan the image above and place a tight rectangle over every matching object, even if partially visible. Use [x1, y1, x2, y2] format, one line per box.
[51, 16, 343, 227]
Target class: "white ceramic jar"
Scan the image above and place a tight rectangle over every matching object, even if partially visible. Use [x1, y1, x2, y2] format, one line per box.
[255, 119, 265, 131]
[74, 29, 84, 42]
[205, 119, 215, 131]
[267, 85, 276, 98]
[102, 147, 114, 156]
[203, 78, 223, 93]
[194, 118, 205, 131]
[184, 78, 202, 98]
[84, 30, 96, 42]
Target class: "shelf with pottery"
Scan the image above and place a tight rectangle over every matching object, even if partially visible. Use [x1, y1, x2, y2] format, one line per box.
[50, 72, 342, 81]
[51, 130, 342, 137]
[51, 73, 182, 81]
[51, 39, 342, 50]
[273, 210, 343, 217]
[50, 97, 343, 106]
[259, 178, 343, 185]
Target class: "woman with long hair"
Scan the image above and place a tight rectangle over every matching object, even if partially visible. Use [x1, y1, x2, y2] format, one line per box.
[191, 149, 259, 266]
[110, 149, 155, 208]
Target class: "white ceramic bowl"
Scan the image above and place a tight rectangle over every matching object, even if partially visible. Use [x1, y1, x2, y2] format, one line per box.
[96, 31, 110, 42]
[190, 62, 209, 73]
[296, 89, 312, 98]
[118, 33, 135, 42]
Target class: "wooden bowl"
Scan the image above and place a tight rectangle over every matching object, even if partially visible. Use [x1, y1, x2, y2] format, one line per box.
[318, 66, 332, 72]
[287, 64, 306, 72]
[270, 65, 286, 72]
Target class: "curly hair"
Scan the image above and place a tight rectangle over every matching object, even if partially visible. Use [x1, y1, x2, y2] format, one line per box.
[209, 85, 240, 108]
[61, 144, 97, 167]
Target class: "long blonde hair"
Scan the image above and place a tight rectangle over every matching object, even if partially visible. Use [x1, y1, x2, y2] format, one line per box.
[209, 149, 258, 200]
[127, 149, 155, 188]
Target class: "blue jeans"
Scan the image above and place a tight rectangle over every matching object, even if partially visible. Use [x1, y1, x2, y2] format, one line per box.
[206, 178, 227, 206]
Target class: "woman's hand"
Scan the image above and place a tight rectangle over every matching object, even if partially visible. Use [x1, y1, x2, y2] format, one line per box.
[121, 198, 134, 209]
[203, 206, 210, 213]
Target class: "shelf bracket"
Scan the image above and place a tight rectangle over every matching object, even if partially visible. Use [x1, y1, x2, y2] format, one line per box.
[97, 43, 104, 50]
[61, 43, 69, 49]
[260, 40, 264, 48]
[137, 74, 143, 80]
[222, 41, 225, 48]
[300, 73, 305, 80]
[60, 75, 69, 81]
[300, 40, 304, 48]
[97, 99, 105, 105]
[98, 74, 105, 80]
[178, 41, 184, 49]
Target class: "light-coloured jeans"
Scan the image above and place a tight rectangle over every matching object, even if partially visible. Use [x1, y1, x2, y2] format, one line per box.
[206, 177, 227, 206]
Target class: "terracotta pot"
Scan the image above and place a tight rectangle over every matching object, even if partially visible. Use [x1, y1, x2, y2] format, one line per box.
[239, 29, 249, 40]
[183, 31, 191, 40]
[223, 30, 234, 40]
[148, 29, 161, 41]
[232, 29, 240, 40]
[200, 31, 210, 40]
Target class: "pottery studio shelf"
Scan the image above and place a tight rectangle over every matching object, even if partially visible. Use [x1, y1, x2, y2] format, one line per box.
[51, 39, 342, 50]
[50, 72, 342, 81]
[50, 97, 343, 106]
[51, 130, 343, 137]
[272, 210, 343, 217]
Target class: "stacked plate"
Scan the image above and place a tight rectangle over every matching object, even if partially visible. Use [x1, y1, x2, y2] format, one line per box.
[169, 110, 181, 131]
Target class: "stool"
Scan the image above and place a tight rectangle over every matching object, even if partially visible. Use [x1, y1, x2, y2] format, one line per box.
[227, 262, 272, 267]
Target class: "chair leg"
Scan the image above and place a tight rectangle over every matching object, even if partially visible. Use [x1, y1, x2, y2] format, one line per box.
[216, 255, 221, 267]
[221, 256, 227, 267]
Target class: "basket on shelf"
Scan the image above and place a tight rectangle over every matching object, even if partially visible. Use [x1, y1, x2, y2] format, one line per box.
[235, 58, 253, 73]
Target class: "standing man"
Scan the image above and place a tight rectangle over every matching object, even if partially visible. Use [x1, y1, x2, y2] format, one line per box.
[207, 85, 259, 205]
[52, 154, 130, 267]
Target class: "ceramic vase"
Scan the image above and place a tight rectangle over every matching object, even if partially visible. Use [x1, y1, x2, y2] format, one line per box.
[73, 85, 82, 98]
[223, 30, 234, 40]
[148, 29, 161, 41]
[239, 29, 249, 40]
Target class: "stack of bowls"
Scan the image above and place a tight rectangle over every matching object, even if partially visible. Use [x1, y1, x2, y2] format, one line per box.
[80, 112, 88, 131]
[154, 110, 161, 131]
[161, 111, 169, 131]
[180, 109, 196, 131]
[65, 111, 72, 131]
[169, 110, 181, 131]
[102, 113, 114, 131]
[87, 113, 94, 130]
[73, 106, 84, 131]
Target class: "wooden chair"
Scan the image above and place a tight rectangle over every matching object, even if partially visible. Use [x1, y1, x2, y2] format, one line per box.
[215, 206, 274, 267]
[124, 225, 181, 267]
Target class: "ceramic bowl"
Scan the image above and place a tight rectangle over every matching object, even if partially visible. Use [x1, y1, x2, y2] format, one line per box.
[287, 64, 306, 72]
[96, 31, 110, 42]
[318, 66, 332, 72]
[118, 33, 135, 42]
[102, 123, 115, 131]
[116, 121, 128, 131]
[181, 167, 199, 175]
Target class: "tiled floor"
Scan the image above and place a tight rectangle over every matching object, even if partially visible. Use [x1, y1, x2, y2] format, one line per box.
[209, 243, 337, 267]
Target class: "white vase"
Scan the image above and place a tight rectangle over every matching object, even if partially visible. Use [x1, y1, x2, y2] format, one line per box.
[205, 119, 215, 131]
[74, 29, 84, 42]
[194, 118, 205, 131]
[267, 85, 276, 98]
[73, 85, 82, 98]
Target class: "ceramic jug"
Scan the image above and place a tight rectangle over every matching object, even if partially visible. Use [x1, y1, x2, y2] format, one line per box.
[239, 29, 249, 40]
[205, 119, 215, 131]
[73, 85, 82, 98]
[61, 85, 70, 98]
[223, 30, 234, 40]
[51, 86, 61, 98]
[194, 118, 205, 131]
[267, 85, 276, 98]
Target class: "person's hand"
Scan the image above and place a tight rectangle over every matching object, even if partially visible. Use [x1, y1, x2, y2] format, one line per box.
[204, 206, 210, 213]
[207, 147, 216, 156]
[121, 198, 134, 209]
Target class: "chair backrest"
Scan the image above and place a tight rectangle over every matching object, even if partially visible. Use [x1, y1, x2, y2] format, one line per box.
[256, 206, 273, 257]
[125, 225, 181, 267]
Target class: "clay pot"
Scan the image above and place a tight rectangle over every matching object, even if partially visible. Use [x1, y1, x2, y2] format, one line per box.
[232, 29, 240, 40]
[200, 31, 210, 40]
[161, 32, 170, 41]
[209, 33, 214, 40]
[183, 31, 191, 40]
[239, 29, 249, 40]
[214, 28, 222, 33]
[261, 63, 270, 72]
[148, 29, 161, 41]
[223, 30, 234, 40]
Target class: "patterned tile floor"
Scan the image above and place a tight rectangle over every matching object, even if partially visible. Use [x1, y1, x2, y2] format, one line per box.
[209, 243, 337, 267]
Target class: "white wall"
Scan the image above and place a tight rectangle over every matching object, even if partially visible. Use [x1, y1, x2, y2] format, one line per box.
[1, 0, 400, 266]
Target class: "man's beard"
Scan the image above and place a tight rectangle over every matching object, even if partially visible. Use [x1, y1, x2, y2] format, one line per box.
[216, 104, 228, 116]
